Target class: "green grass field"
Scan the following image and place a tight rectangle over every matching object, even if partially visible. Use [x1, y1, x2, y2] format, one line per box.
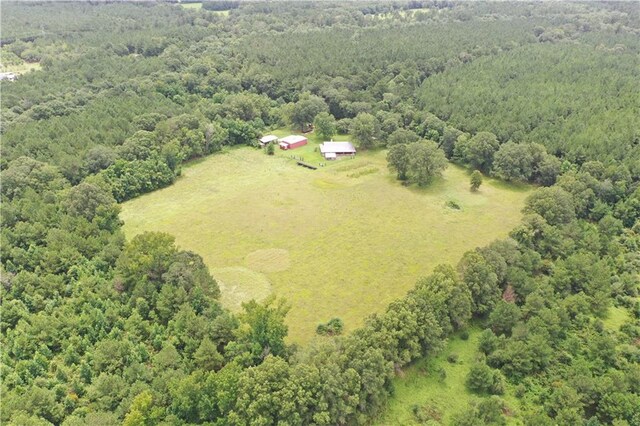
[180, 2, 202, 9]
[376, 328, 520, 425]
[120, 140, 531, 342]
[179, 2, 231, 16]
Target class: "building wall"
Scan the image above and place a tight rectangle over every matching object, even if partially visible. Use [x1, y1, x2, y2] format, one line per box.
[289, 140, 307, 149]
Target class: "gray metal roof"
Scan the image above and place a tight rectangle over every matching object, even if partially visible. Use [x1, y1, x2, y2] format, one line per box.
[260, 135, 278, 143]
[320, 142, 356, 154]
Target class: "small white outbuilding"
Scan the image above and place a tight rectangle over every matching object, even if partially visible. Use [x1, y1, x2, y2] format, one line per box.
[259, 135, 279, 147]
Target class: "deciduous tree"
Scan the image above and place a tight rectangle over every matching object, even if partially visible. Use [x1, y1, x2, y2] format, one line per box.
[407, 140, 447, 186]
[387, 143, 410, 181]
[290, 94, 327, 132]
[313, 111, 337, 140]
[524, 187, 576, 226]
[470, 170, 483, 191]
[350, 112, 380, 149]
[455, 131, 500, 172]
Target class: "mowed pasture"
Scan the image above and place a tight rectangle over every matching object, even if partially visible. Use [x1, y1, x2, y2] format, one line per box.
[121, 146, 531, 342]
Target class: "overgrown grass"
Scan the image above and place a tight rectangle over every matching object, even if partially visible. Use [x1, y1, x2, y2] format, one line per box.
[0, 61, 41, 75]
[377, 327, 520, 425]
[120, 145, 531, 342]
[347, 167, 378, 178]
[603, 305, 632, 332]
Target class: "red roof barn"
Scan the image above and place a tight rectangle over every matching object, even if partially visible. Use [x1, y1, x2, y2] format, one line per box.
[279, 135, 308, 150]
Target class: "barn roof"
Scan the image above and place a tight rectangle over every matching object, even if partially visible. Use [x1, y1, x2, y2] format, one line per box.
[280, 135, 307, 144]
[320, 141, 356, 154]
[260, 135, 278, 143]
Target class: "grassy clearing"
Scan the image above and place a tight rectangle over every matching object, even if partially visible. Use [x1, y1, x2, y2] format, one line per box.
[377, 328, 481, 425]
[121, 142, 530, 343]
[377, 327, 520, 425]
[211, 266, 272, 311]
[180, 2, 202, 9]
[603, 305, 632, 332]
[245, 248, 291, 273]
[0, 61, 41, 75]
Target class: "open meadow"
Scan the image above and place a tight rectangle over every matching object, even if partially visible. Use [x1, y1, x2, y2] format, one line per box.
[0, 56, 41, 75]
[179, 2, 202, 9]
[121, 144, 531, 342]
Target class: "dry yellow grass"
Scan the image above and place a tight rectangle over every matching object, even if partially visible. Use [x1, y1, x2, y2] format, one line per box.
[245, 248, 291, 273]
[211, 266, 272, 311]
[121, 146, 531, 343]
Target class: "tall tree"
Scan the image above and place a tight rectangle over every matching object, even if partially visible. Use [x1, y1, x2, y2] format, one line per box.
[313, 111, 337, 140]
[458, 251, 501, 316]
[456, 131, 500, 172]
[470, 170, 483, 191]
[227, 297, 291, 365]
[524, 187, 576, 226]
[407, 141, 448, 186]
[350, 112, 380, 149]
[290, 94, 327, 132]
[387, 143, 410, 181]
[387, 128, 420, 147]
[388, 141, 447, 186]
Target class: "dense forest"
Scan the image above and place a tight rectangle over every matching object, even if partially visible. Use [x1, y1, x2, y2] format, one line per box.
[1, 1, 639, 425]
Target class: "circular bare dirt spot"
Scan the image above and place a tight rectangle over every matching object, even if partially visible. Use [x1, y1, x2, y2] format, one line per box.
[212, 267, 272, 311]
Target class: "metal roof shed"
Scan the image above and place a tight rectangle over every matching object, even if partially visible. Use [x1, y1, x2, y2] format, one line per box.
[320, 142, 356, 159]
[259, 135, 279, 144]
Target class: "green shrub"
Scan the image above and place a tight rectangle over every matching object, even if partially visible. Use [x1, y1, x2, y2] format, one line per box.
[266, 143, 275, 156]
[445, 200, 461, 210]
[316, 318, 344, 336]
